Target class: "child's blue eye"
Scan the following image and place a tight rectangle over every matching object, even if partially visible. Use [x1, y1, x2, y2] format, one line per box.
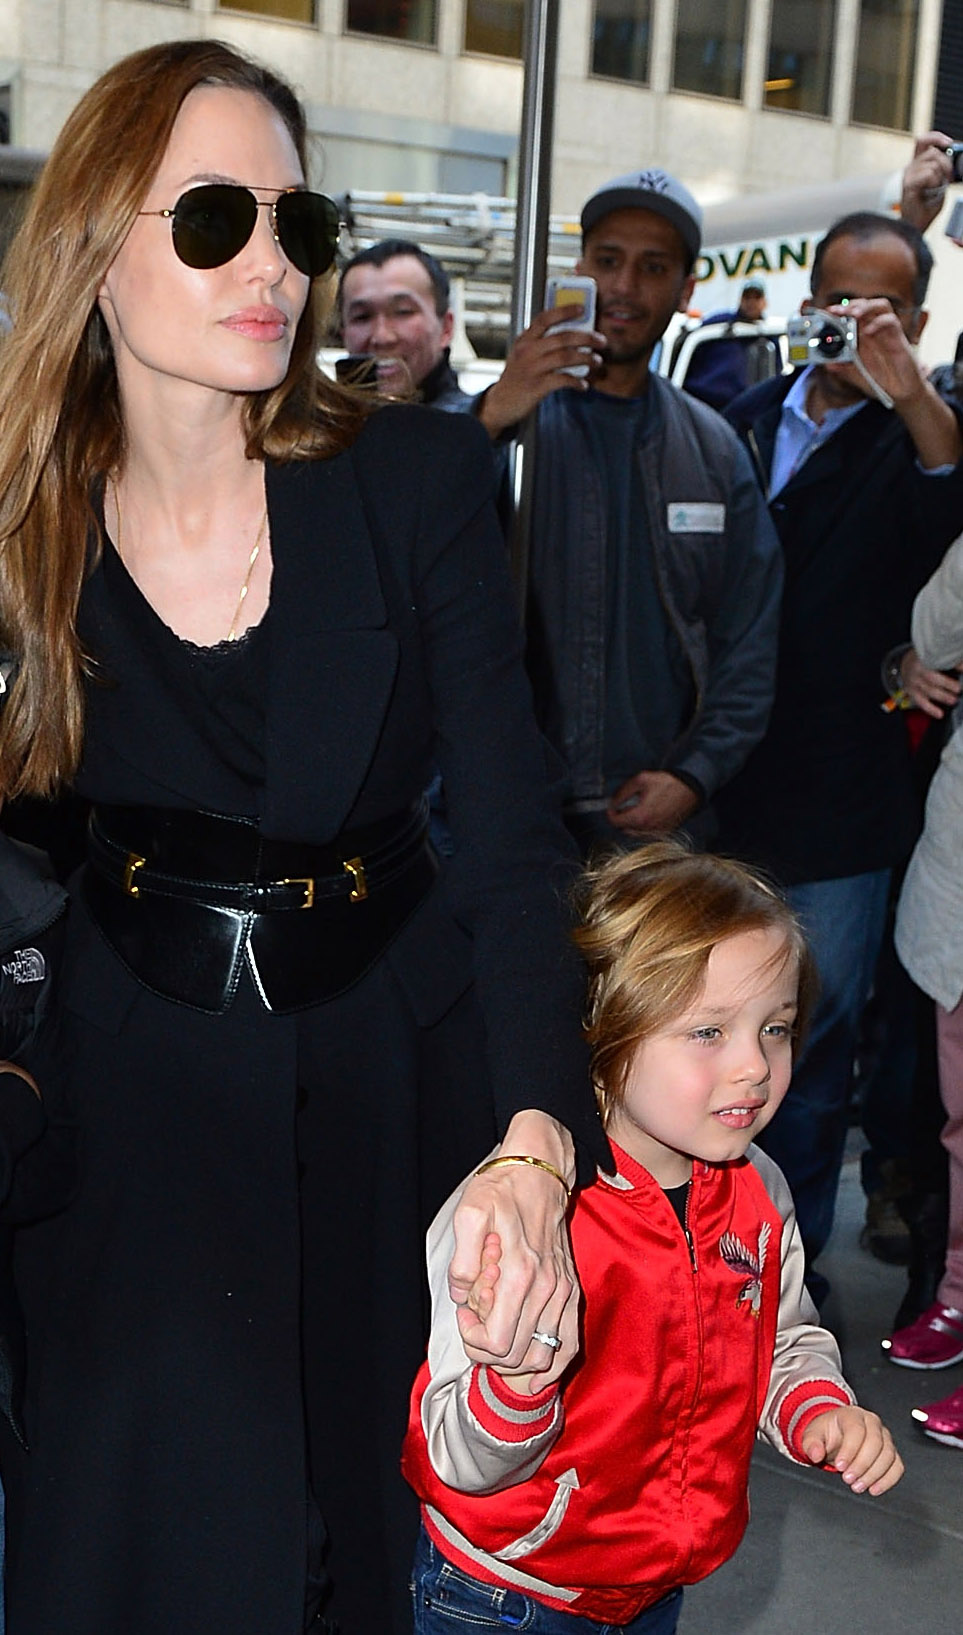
[690, 1026, 722, 1042]
[763, 1022, 793, 1039]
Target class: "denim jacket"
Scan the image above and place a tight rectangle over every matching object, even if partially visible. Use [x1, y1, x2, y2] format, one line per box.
[525, 376, 782, 808]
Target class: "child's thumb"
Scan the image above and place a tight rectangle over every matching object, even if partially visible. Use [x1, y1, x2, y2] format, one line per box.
[801, 1431, 826, 1466]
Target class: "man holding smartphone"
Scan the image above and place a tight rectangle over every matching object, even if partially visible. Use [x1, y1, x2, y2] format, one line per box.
[477, 169, 782, 853]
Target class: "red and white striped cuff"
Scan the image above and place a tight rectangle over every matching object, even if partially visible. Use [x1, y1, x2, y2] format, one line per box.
[467, 1366, 561, 1444]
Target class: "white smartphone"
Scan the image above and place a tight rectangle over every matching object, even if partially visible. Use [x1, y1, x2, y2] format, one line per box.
[545, 275, 597, 377]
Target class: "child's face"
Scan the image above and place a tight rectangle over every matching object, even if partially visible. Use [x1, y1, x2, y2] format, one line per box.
[607, 928, 798, 1188]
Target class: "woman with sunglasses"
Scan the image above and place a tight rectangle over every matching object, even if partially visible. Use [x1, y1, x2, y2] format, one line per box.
[0, 39, 604, 1635]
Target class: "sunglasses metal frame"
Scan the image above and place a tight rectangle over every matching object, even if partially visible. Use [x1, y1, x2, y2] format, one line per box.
[138, 183, 341, 278]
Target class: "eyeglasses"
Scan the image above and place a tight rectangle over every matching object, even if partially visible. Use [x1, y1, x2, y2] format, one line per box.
[139, 184, 341, 278]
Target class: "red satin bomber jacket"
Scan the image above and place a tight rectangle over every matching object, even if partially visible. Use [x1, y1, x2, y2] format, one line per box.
[402, 1143, 854, 1622]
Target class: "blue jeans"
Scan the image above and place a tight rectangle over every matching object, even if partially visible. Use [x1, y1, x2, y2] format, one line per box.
[758, 869, 891, 1296]
[410, 1526, 683, 1633]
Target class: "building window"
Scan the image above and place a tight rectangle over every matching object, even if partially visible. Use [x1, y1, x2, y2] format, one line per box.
[592, 0, 652, 84]
[464, 0, 524, 59]
[852, 0, 919, 129]
[219, 0, 315, 19]
[344, 1, 437, 43]
[673, 0, 748, 101]
[765, 0, 836, 116]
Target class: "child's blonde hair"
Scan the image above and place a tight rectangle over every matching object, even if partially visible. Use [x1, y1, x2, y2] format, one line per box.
[573, 840, 817, 1125]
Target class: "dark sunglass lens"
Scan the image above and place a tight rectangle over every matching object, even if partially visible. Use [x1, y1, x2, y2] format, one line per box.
[172, 185, 258, 270]
[275, 191, 340, 278]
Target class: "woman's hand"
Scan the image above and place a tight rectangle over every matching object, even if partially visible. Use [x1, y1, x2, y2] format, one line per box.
[448, 1110, 579, 1388]
[900, 646, 962, 719]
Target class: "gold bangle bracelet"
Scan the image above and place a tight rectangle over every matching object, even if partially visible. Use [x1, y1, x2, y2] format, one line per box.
[475, 1154, 573, 1199]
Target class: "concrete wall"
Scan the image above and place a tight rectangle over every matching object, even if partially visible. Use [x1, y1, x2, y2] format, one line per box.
[0, 0, 937, 211]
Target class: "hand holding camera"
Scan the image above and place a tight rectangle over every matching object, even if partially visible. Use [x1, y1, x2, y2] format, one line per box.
[792, 295, 932, 413]
[900, 131, 957, 231]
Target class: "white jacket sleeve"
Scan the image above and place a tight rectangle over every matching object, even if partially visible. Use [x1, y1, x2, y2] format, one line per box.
[912, 531, 963, 671]
[750, 1148, 857, 1462]
[418, 1152, 565, 1495]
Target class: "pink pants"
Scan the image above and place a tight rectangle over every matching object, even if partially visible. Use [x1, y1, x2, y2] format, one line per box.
[936, 1001, 963, 1310]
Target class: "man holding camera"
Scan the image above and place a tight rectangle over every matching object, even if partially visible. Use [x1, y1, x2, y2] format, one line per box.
[477, 169, 781, 854]
[718, 211, 963, 1302]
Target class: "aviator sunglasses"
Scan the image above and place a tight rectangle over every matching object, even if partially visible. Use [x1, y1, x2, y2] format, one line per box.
[139, 184, 341, 278]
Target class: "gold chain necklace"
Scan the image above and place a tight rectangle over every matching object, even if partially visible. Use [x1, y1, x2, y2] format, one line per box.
[110, 479, 268, 643]
[226, 508, 268, 642]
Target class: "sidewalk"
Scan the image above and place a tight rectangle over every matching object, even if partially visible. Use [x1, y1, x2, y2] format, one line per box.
[684, 1152, 963, 1634]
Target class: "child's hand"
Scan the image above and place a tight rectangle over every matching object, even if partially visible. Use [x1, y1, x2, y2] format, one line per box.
[458, 1231, 502, 1328]
[456, 1232, 562, 1397]
[800, 1406, 904, 1495]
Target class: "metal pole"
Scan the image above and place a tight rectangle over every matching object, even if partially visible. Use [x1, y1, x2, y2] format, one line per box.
[507, 0, 560, 615]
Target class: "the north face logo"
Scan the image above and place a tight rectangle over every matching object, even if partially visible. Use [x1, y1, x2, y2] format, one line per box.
[1, 947, 46, 984]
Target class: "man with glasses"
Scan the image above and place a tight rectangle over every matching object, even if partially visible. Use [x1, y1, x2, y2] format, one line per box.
[718, 211, 963, 1305]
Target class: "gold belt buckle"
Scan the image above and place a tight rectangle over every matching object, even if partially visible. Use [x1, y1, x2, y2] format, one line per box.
[281, 877, 315, 910]
[343, 856, 368, 903]
[123, 851, 145, 897]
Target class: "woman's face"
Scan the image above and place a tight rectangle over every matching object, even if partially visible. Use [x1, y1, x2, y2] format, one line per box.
[98, 85, 311, 411]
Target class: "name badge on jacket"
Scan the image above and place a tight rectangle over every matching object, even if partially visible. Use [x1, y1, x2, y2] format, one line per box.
[667, 502, 726, 534]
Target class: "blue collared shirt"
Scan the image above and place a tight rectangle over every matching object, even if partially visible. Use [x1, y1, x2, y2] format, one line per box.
[769, 367, 865, 498]
[769, 365, 955, 497]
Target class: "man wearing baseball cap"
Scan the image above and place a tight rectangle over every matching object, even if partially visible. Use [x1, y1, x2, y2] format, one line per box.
[478, 169, 781, 852]
[683, 277, 770, 410]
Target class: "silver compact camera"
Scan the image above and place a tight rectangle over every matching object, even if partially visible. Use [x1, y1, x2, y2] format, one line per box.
[786, 311, 858, 366]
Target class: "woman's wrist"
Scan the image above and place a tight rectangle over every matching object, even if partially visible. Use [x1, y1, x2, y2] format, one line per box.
[0, 1062, 40, 1100]
[497, 1109, 576, 1191]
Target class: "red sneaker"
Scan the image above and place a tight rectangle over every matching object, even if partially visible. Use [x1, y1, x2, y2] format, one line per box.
[912, 1383, 963, 1447]
[882, 1301, 963, 1369]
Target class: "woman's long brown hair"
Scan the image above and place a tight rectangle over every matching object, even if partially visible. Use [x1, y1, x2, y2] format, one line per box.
[0, 39, 370, 798]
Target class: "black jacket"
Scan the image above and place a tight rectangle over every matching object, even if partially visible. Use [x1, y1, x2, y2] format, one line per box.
[718, 370, 963, 883]
[0, 836, 69, 1443]
[4, 408, 605, 1635]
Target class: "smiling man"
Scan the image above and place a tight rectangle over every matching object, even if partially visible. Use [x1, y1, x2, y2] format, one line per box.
[478, 169, 782, 856]
[338, 238, 470, 409]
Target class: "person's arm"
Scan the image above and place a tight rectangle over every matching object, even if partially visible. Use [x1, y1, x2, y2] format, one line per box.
[412, 1166, 565, 1495]
[449, 1111, 580, 1374]
[411, 413, 609, 1366]
[476, 306, 604, 441]
[900, 131, 955, 231]
[638, 441, 783, 807]
[911, 530, 963, 672]
[752, 1149, 902, 1492]
[831, 298, 963, 470]
[890, 645, 961, 719]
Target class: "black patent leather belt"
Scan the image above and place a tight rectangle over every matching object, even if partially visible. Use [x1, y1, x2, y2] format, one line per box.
[83, 802, 437, 1014]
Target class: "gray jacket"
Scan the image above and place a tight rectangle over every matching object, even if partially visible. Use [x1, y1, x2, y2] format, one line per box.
[896, 530, 963, 1010]
[525, 376, 783, 807]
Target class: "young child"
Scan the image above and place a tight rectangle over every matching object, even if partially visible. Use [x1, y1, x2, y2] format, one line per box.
[403, 841, 903, 1633]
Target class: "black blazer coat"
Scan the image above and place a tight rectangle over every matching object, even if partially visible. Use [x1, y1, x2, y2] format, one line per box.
[6, 406, 604, 1635]
[718, 371, 963, 884]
